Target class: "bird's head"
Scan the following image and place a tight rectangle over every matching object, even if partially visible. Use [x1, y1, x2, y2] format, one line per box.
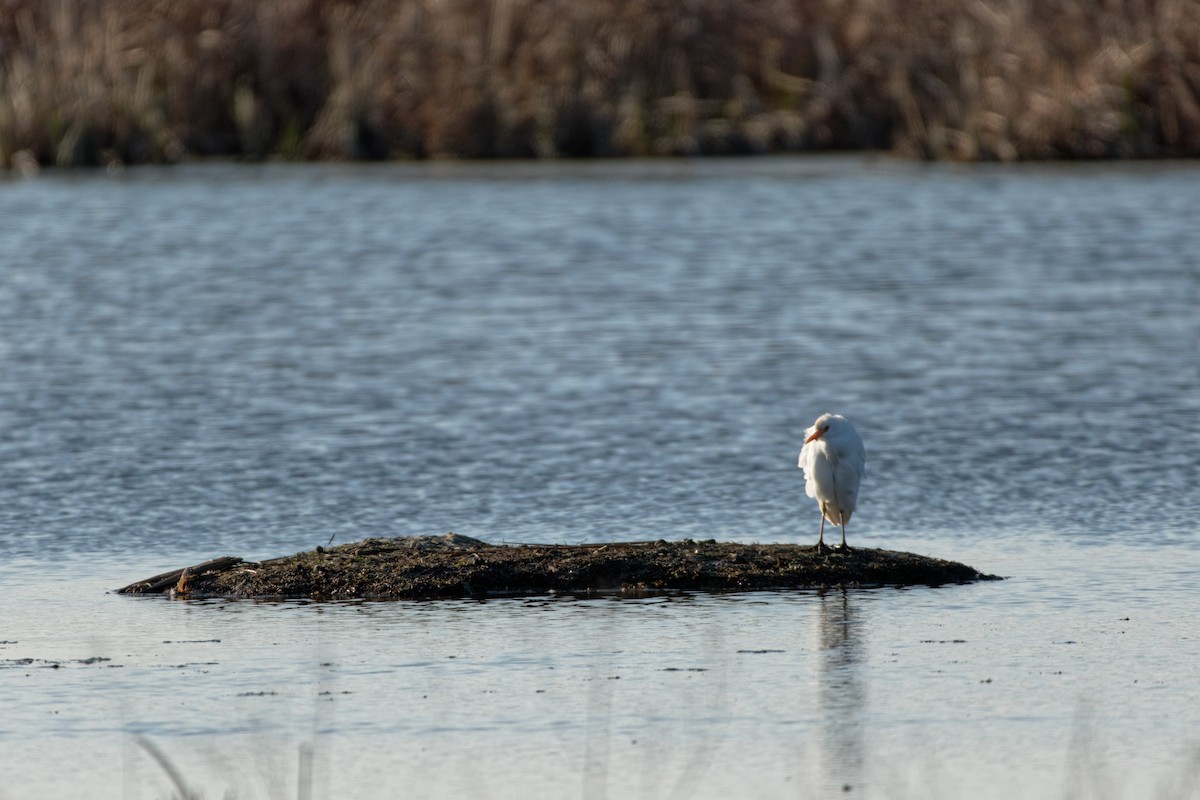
[805, 412, 846, 443]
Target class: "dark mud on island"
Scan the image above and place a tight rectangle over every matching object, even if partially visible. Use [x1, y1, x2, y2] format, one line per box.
[118, 534, 1000, 600]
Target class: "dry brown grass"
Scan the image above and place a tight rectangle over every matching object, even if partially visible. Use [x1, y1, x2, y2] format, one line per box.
[2, 0, 1198, 167]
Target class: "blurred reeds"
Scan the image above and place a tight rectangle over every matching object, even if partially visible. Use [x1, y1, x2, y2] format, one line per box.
[2, 0, 1198, 167]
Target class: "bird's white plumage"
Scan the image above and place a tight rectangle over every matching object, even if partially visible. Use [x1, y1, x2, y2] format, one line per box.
[798, 413, 866, 547]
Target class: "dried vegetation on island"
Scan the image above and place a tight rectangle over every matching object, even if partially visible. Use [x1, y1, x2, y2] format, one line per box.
[3, 0, 1199, 168]
[117, 534, 999, 600]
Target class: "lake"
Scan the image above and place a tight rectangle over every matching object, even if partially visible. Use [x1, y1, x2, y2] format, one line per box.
[1, 157, 1197, 798]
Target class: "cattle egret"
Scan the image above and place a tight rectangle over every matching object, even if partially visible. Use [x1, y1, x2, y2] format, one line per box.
[798, 413, 866, 552]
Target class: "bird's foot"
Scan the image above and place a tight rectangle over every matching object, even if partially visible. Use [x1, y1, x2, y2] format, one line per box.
[814, 541, 831, 556]
[833, 543, 854, 554]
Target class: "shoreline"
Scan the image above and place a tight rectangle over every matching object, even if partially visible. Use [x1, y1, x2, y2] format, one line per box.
[4, 0, 1198, 169]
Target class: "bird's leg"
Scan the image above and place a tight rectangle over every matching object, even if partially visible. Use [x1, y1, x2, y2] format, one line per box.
[816, 506, 829, 554]
[828, 473, 848, 553]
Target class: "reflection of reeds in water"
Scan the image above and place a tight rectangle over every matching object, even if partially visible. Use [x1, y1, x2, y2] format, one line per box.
[2, 0, 1198, 168]
[136, 735, 316, 800]
[1063, 706, 1200, 800]
[137, 736, 200, 800]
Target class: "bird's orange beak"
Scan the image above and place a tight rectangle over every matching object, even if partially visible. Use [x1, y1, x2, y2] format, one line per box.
[805, 429, 824, 443]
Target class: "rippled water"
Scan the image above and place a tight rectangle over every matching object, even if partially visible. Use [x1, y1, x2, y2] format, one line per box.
[1, 158, 1198, 798]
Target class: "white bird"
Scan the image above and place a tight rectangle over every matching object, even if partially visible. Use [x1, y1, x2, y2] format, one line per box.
[798, 413, 866, 552]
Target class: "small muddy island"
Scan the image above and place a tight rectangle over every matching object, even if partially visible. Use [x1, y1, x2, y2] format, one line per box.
[118, 534, 1000, 600]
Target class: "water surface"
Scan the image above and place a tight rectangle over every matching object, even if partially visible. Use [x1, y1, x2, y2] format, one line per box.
[1, 158, 1197, 798]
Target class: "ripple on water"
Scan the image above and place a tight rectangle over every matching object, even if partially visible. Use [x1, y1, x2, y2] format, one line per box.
[0, 160, 1198, 799]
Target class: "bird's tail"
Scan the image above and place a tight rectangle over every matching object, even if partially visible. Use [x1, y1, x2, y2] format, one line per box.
[824, 506, 852, 526]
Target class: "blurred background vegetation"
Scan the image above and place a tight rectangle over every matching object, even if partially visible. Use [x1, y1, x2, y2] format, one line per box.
[2, 0, 1198, 167]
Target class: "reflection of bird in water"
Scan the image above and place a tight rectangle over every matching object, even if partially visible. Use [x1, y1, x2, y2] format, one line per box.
[798, 413, 866, 552]
[816, 588, 866, 795]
